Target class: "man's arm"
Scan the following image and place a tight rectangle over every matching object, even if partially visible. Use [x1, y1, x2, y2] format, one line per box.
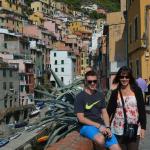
[77, 113, 100, 128]
[101, 108, 110, 127]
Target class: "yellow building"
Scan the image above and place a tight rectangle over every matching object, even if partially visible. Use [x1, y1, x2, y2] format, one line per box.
[80, 47, 90, 76]
[0, 0, 22, 14]
[0, 0, 23, 33]
[31, 1, 50, 15]
[69, 21, 82, 33]
[29, 12, 44, 26]
[105, 0, 127, 89]
[127, 0, 150, 79]
[68, 21, 92, 34]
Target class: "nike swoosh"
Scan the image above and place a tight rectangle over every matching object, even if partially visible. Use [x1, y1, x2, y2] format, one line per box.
[85, 100, 99, 110]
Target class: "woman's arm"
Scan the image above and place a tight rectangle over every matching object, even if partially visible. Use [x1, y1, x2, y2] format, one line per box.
[101, 108, 110, 127]
[107, 90, 117, 118]
[136, 88, 146, 130]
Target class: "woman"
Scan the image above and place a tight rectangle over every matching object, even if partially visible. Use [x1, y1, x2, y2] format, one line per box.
[107, 66, 146, 150]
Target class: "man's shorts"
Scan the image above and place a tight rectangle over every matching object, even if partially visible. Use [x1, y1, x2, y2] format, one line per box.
[80, 125, 118, 148]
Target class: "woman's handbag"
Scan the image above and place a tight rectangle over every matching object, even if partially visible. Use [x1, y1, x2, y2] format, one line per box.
[119, 90, 138, 141]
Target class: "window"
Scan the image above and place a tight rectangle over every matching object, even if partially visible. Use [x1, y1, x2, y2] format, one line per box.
[20, 85, 24, 92]
[4, 43, 7, 48]
[20, 75, 24, 80]
[4, 99, 7, 108]
[136, 60, 140, 77]
[82, 53, 84, 58]
[54, 52, 56, 57]
[134, 17, 138, 41]
[55, 68, 58, 72]
[129, 25, 132, 44]
[128, 0, 132, 7]
[10, 99, 12, 107]
[9, 70, 12, 77]
[86, 59, 88, 64]
[9, 82, 13, 89]
[81, 60, 83, 65]
[61, 77, 63, 82]
[55, 60, 57, 65]
[19, 99, 21, 105]
[68, 52, 71, 56]
[130, 62, 132, 70]
[61, 60, 64, 64]
[3, 69, 6, 77]
[61, 68, 64, 72]
[3, 82, 6, 90]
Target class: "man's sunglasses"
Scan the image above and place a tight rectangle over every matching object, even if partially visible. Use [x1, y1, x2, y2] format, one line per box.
[119, 75, 130, 79]
[87, 80, 97, 84]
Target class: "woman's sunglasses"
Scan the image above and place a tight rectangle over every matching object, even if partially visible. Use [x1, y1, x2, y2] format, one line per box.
[119, 75, 130, 79]
[87, 80, 97, 84]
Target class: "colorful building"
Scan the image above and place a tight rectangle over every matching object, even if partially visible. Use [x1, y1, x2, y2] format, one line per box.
[31, 1, 50, 15]
[104, 0, 127, 89]
[0, 0, 24, 33]
[127, 0, 150, 80]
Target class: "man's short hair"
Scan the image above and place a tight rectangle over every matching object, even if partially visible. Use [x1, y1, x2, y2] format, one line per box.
[85, 70, 97, 80]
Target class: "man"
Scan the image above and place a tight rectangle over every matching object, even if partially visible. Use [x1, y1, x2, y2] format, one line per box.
[74, 70, 121, 150]
[136, 77, 148, 104]
[136, 77, 148, 93]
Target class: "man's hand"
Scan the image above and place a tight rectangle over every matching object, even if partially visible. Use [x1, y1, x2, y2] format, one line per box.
[99, 125, 107, 135]
[99, 125, 112, 138]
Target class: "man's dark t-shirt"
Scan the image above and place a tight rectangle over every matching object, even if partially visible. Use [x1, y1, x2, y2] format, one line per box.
[74, 90, 106, 127]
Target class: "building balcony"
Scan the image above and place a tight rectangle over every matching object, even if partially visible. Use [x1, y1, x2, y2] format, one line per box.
[24, 60, 33, 64]
[20, 80, 26, 85]
[37, 40, 45, 45]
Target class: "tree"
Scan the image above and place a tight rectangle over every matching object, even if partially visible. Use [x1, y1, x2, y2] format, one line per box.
[89, 11, 105, 20]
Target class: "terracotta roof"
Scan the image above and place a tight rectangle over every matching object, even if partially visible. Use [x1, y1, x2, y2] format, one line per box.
[74, 32, 82, 36]
[55, 43, 71, 51]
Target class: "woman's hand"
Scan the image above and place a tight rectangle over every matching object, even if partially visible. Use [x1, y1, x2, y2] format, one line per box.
[106, 128, 112, 137]
[140, 129, 145, 139]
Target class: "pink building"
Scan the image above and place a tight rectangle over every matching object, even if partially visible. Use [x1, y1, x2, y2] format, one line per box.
[44, 20, 61, 40]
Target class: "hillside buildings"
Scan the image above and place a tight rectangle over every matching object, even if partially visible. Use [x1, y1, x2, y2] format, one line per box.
[0, 0, 100, 124]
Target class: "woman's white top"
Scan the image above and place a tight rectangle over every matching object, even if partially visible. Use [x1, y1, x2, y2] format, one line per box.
[111, 96, 141, 135]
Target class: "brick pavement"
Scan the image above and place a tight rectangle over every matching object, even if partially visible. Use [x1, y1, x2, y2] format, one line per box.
[139, 106, 150, 150]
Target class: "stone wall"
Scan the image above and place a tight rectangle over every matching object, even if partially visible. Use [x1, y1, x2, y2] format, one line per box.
[46, 131, 95, 150]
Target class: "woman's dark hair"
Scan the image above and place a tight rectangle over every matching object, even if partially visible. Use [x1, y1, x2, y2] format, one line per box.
[113, 66, 137, 89]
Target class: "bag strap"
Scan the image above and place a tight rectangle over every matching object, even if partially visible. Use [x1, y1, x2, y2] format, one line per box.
[119, 90, 128, 124]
